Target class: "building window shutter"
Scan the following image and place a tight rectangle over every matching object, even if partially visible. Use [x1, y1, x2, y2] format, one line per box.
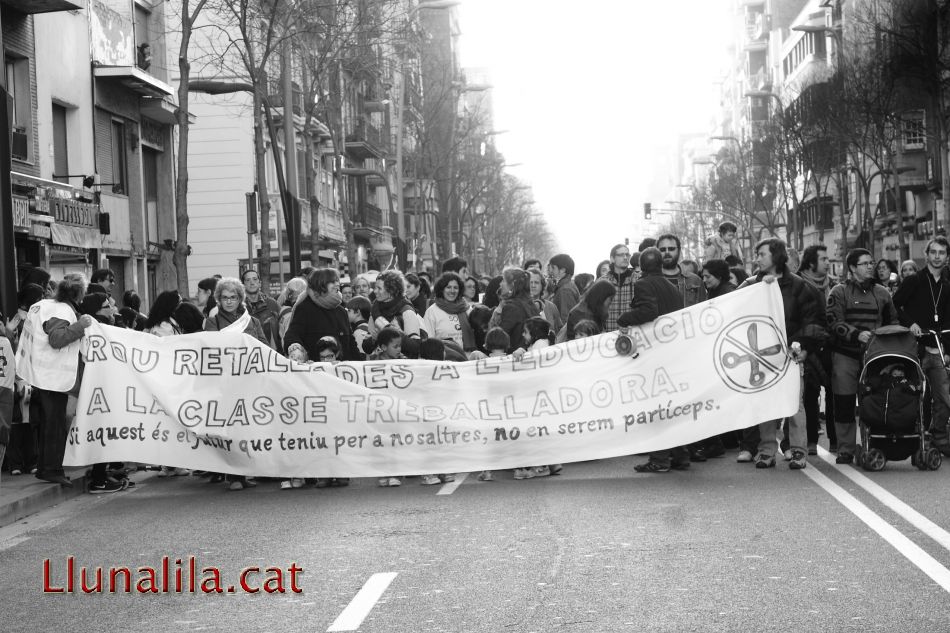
[95, 109, 113, 182]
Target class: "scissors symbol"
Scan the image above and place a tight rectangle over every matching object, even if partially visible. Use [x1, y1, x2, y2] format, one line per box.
[722, 323, 784, 387]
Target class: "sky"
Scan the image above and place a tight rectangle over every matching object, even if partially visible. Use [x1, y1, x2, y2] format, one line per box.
[456, 0, 734, 274]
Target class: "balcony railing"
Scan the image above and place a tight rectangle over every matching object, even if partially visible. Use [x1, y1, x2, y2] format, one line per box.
[345, 119, 388, 159]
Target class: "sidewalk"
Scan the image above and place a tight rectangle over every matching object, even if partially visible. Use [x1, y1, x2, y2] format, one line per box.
[0, 466, 91, 528]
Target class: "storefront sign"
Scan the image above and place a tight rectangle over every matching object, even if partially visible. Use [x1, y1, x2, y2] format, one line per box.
[30, 222, 51, 239]
[12, 195, 29, 231]
[50, 197, 99, 228]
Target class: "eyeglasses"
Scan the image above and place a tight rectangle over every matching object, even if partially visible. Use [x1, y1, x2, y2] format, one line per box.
[658, 247, 677, 253]
[220, 295, 240, 302]
[856, 261, 875, 267]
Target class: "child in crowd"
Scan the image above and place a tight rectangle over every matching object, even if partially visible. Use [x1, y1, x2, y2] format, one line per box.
[475, 327, 512, 482]
[513, 317, 560, 480]
[346, 296, 372, 360]
[572, 319, 601, 339]
[370, 327, 405, 487]
[418, 338, 457, 486]
[315, 337, 341, 363]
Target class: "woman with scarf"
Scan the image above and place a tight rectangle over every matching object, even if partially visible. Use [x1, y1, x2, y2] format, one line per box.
[498, 268, 540, 353]
[423, 272, 476, 353]
[203, 277, 267, 344]
[369, 270, 423, 356]
[284, 268, 358, 363]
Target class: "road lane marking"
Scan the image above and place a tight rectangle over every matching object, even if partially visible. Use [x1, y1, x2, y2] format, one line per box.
[802, 466, 950, 593]
[816, 446, 950, 553]
[436, 472, 469, 495]
[326, 572, 397, 632]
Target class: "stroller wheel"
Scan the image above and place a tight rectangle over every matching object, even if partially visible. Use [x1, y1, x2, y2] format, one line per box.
[913, 449, 928, 471]
[863, 448, 886, 472]
[926, 447, 943, 471]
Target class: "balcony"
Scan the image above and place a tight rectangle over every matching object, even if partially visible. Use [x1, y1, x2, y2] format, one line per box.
[3, 0, 81, 12]
[345, 119, 388, 159]
[752, 12, 770, 40]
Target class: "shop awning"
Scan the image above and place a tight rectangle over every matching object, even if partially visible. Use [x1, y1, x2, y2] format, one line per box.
[51, 224, 102, 250]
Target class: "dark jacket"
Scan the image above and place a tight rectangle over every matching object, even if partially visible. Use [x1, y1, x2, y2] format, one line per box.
[892, 268, 950, 351]
[551, 276, 580, 324]
[827, 278, 898, 359]
[283, 298, 359, 361]
[740, 272, 826, 352]
[662, 269, 707, 307]
[498, 296, 539, 353]
[618, 272, 684, 326]
[565, 301, 599, 341]
[246, 294, 281, 350]
[707, 281, 737, 300]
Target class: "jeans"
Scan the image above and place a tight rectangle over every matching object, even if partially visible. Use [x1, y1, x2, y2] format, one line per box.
[30, 388, 69, 477]
[921, 352, 950, 444]
[757, 376, 806, 458]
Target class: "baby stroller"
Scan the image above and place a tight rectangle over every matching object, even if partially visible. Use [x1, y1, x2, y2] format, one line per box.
[856, 325, 942, 472]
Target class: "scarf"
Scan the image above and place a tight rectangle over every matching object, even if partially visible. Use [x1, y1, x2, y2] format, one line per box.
[435, 298, 476, 351]
[371, 296, 414, 323]
[216, 305, 251, 333]
[313, 292, 342, 310]
[799, 269, 830, 297]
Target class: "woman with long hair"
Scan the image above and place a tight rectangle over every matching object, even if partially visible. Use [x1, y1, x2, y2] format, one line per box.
[875, 258, 899, 295]
[565, 279, 616, 341]
[423, 272, 476, 352]
[527, 268, 562, 333]
[145, 290, 183, 337]
[498, 268, 540, 353]
[196, 277, 218, 317]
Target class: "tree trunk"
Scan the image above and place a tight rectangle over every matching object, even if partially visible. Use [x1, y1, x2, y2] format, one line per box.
[253, 89, 272, 281]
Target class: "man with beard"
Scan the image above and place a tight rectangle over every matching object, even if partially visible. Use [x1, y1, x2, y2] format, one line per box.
[798, 244, 836, 454]
[619, 247, 689, 473]
[601, 243, 636, 332]
[892, 236, 950, 456]
[657, 234, 706, 307]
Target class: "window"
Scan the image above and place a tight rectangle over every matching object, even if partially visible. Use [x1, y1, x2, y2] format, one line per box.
[902, 110, 926, 151]
[5, 56, 32, 162]
[143, 147, 159, 243]
[111, 120, 128, 194]
[52, 104, 69, 182]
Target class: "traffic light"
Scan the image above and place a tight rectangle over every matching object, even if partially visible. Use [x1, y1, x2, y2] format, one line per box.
[643, 202, 652, 220]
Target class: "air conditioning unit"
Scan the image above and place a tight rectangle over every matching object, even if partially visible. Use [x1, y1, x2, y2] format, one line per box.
[10, 127, 27, 160]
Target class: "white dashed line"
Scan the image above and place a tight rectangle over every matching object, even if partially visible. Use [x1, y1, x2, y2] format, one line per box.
[326, 572, 398, 632]
[436, 472, 469, 495]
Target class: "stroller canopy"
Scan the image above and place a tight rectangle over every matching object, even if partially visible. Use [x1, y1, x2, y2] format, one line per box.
[861, 325, 924, 381]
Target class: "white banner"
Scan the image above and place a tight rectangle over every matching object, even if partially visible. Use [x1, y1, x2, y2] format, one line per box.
[65, 283, 798, 477]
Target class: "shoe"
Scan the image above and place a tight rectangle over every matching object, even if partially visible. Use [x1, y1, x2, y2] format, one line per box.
[783, 449, 793, 461]
[703, 445, 726, 459]
[549, 464, 563, 475]
[736, 450, 754, 463]
[314, 478, 331, 488]
[331, 478, 350, 487]
[280, 480, 292, 489]
[533, 466, 551, 477]
[229, 481, 245, 491]
[789, 449, 807, 470]
[290, 478, 305, 488]
[513, 468, 536, 480]
[440, 474, 455, 483]
[10, 468, 22, 476]
[171, 468, 191, 477]
[208, 473, 225, 484]
[754, 454, 776, 469]
[689, 449, 707, 462]
[30, 467, 38, 474]
[671, 461, 691, 470]
[634, 461, 670, 473]
[807, 443, 818, 456]
[835, 453, 854, 465]
[378, 477, 401, 487]
[158, 467, 171, 478]
[477, 470, 494, 482]
[421, 475, 441, 485]
[89, 480, 124, 494]
[37, 473, 73, 487]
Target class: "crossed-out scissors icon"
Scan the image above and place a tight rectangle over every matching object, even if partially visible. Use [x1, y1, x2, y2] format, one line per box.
[721, 322, 784, 387]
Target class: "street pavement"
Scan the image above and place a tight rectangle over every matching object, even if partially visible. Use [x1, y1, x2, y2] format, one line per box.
[2, 445, 950, 632]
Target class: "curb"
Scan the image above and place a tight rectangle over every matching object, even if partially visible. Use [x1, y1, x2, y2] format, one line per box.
[0, 467, 90, 528]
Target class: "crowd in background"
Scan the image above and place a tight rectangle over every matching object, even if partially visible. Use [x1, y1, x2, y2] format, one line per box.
[3, 220, 950, 492]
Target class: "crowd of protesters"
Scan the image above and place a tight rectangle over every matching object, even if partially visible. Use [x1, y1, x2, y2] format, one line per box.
[3, 219, 950, 493]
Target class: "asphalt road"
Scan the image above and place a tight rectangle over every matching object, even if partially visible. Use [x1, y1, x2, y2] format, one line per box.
[2, 447, 950, 633]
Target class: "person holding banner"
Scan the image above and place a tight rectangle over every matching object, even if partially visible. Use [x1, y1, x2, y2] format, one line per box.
[619, 247, 690, 473]
[284, 268, 359, 364]
[423, 272, 476, 353]
[15, 273, 95, 487]
[739, 238, 825, 470]
[204, 277, 268, 345]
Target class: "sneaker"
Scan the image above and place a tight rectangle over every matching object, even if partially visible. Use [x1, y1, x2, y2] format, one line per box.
[783, 449, 793, 461]
[754, 454, 776, 469]
[420, 475, 442, 485]
[280, 480, 293, 489]
[331, 478, 350, 487]
[807, 443, 818, 456]
[170, 468, 191, 477]
[477, 470, 494, 481]
[158, 467, 171, 478]
[378, 477, 402, 487]
[387, 477, 401, 487]
[835, 453, 854, 465]
[689, 449, 707, 462]
[634, 461, 670, 473]
[229, 481, 245, 491]
[513, 468, 536, 480]
[533, 466, 551, 477]
[10, 468, 22, 476]
[314, 478, 331, 488]
[208, 473, 225, 484]
[736, 450, 754, 463]
[549, 464, 563, 475]
[378, 478, 390, 487]
[89, 480, 124, 494]
[290, 478, 305, 488]
[440, 474, 455, 483]
[789, 449, 807, 470]
[703, 445, 726, 459]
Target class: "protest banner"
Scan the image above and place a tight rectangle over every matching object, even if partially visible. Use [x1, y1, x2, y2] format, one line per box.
[64, 282, 798, 477]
